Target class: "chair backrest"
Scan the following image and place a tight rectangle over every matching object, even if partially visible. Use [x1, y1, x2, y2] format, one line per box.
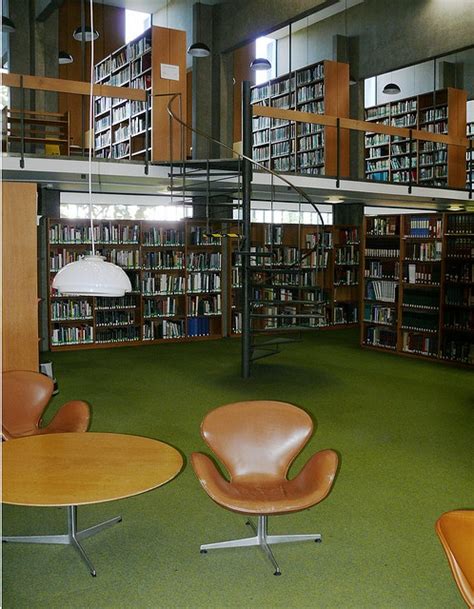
[2, 370, 53, 439]
[201, 400, 313, 481]
[436, 510, 474, 608]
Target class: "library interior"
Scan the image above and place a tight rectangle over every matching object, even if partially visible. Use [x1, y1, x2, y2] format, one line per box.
[1, 0, 474, 608]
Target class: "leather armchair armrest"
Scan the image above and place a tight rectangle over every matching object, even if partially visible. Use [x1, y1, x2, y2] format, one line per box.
[191, 452, 232, 502]
[289, 449, 338, 500]
[41, 400, 91, 434]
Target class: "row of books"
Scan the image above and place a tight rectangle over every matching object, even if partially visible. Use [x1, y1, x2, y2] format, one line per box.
[445, 238, 474, 259]
[405, 263, 440, 285]
[96, 311, 136, 326]
[365, 280, 397, 303]
[402, 290, 439, 310]
[405, 242, 442, 261]
[405, 217, 442, 238]
[51, 300, 92, 321]
[188, 295, 222, 316]
[50, 223, 140, 245]
[144, 297, 178, 318]
[365, 260, 399, 279]
[364, 304, 395, 324]
[143, 320, 185, 340]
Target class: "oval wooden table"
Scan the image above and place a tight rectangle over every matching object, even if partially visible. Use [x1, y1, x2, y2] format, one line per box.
[2, 432, 183, 576]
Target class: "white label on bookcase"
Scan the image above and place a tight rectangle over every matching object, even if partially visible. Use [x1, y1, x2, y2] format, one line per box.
[160, 63, 180, 81]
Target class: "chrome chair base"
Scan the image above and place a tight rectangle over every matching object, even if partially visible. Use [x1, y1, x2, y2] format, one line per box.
[2, 505, 121, 576]
[199, 515, 322, 575]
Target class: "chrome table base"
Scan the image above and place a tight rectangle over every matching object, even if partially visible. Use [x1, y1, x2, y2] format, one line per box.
[2, 505, 122, 576]
[199, 515, 322, 575]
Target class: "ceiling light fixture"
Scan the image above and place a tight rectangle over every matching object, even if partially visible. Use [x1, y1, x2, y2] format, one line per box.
[250, 57, 272, 71]
[73, 24, 99, 42]
[58, 51, 74, 65]
[54, 0, 131, 298]
[187, 41, 211, 58]
[187, 2, 210, 57]
[2, 16, 16, 33]
[383, 82, 401, 95]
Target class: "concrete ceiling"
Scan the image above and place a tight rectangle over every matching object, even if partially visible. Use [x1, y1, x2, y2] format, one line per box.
[99, 0, 223, 15]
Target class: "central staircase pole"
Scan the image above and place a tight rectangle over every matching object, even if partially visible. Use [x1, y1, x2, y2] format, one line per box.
[241, 80, 253, 379]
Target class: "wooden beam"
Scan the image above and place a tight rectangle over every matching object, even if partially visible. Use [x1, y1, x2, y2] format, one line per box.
[252, 105, 468, 148]
[2, 73, 147, 102]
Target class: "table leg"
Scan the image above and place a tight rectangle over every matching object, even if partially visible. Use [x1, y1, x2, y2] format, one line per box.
[2, 505, 122, 576]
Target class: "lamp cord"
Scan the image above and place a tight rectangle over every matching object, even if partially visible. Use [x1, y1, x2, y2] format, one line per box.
[88, 0, 95, 256]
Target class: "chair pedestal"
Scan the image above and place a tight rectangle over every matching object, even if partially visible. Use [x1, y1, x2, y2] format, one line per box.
[200, 515, 322, 575]
[2, 505, 121, 576]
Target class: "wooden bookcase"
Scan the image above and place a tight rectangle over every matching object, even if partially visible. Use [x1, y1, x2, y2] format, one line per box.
[361, 212, 473, 366]
[47, 219, 222, 350]
[228, 222, 360, 337]
[467, 121, 474, 190]
[93, 25, 186, 162]
[250, 60, 349, 176]
[364, 88, 467, 188]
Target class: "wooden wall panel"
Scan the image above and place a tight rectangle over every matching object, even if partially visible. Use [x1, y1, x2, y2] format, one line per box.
[151, 26, 187, 162]
[447, 87, 467, 188]
[233, 43, 254, 145]
[324, 60, 349, 178]
[58, 0, 125, 146]
[2, 183, 39, 372]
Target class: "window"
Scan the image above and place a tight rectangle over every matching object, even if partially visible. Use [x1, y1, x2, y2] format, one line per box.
[125, 10, 151, 44]
[60, 203, 193, 221]
[255, 37, 276, 85]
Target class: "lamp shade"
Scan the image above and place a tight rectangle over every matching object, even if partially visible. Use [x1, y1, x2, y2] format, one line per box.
[73, 25, 99, 42]
[250, 57, 271, 71]
[383, 82, 401, 95]
[2, 16, 16, 33]
[187, 42, 210, 57]
[59, 51, 74, 65]
[52, 255, 132, 297]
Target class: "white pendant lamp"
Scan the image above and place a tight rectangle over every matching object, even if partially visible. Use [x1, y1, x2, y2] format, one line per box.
[53, 255, 132, 296]
[52, 0, 131, 298]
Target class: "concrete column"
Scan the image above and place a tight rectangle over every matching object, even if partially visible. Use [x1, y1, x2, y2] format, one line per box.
[192, 2, 217, 159]
[333, 202, 364, 226]
[332, 33, 364, 180]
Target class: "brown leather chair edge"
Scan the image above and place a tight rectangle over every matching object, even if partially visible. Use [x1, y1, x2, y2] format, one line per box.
[2, 370, 91, 440]
[436, 510, 474, 609]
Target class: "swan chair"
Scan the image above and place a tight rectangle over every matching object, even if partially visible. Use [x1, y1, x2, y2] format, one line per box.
[191, 400, 338, 575]
[2, 370, 90, 440]
[436, 510, 474, 608]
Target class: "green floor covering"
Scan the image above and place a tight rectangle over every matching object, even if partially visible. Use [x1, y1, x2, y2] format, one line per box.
[2, 328, 473, 609]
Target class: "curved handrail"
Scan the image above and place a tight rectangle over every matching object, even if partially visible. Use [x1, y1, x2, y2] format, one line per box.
[165, 93, 326, 227]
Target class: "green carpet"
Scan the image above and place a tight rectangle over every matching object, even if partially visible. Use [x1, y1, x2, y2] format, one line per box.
[2, 328, 473, 609]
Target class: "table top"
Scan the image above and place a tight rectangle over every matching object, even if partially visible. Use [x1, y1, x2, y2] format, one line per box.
[2, 432, 183, 507]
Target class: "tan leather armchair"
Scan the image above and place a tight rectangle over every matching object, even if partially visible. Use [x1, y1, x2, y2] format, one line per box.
[191, 400, 338, 575]
[436, 510, 474, 608]
[2, 370, 90, 440]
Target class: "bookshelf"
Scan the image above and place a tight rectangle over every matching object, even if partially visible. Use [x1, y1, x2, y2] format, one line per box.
[333, 225, 360, 325]
[250, 60, 349, 176]
[361, 212, 473, 366]
[467, 121, 474, 190]
[364, 88, 467, 188]
[47, 219, 222, 350]
[228, 222, 360, 337]
[93, 25, 186, 162]
[441, 213, 474, 364]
